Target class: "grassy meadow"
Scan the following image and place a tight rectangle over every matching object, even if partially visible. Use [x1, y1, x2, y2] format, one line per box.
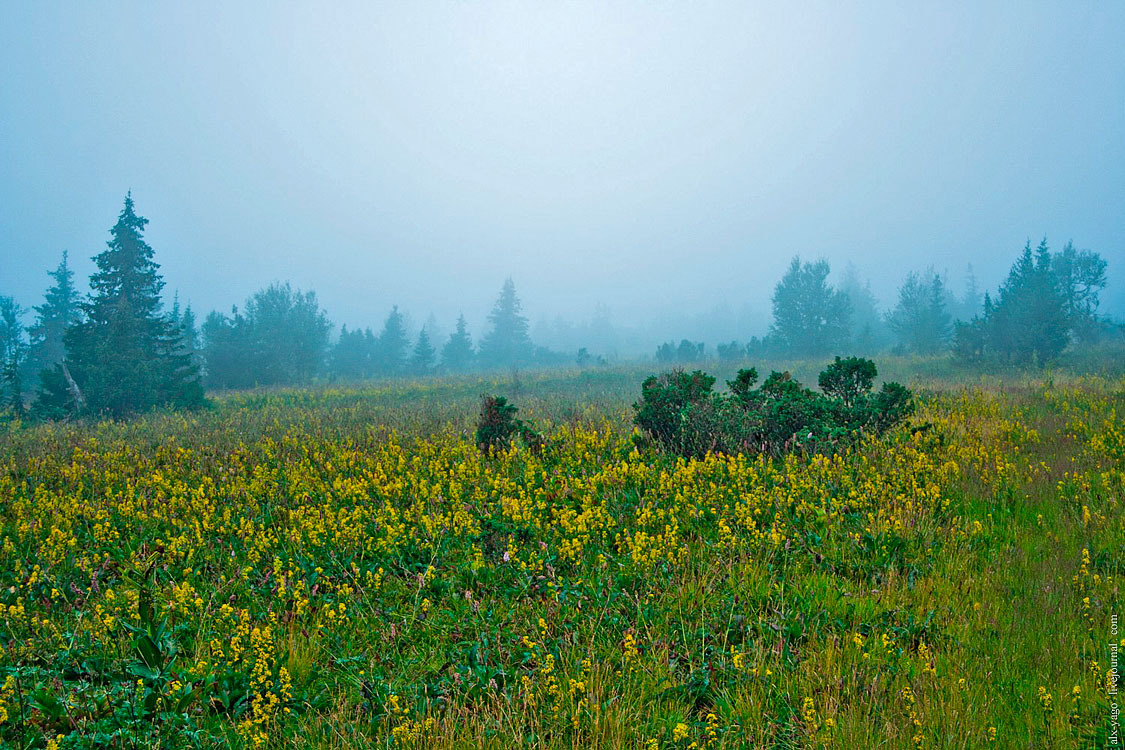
[0, 361, 1122, 748]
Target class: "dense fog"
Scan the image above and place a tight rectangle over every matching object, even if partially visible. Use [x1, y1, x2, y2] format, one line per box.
[2, 3, 1123, 411]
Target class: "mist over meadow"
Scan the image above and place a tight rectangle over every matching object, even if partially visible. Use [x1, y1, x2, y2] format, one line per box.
[2, 2, 1124, 408]
[5, 7, 1125, 749]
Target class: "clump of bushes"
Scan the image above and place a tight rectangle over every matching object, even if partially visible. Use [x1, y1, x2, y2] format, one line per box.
[633, 356, 913, 457]
[476, 395, 543, 453]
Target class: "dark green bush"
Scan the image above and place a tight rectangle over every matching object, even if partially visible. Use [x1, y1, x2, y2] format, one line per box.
[817, 356, 877, 406]
[868, 381, 914, 432]
[633, 357, 913, 458]
[633, 370, 716, 447]
[475, 395, 542, 453]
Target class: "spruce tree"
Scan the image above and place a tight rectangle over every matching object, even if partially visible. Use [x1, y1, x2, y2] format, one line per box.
[926, 274, 953, 348]
[27, 250, 81, 379]
[957, 265, 982, 322]
[331, 325, 376, 380]
[441, 314, 475, 373]
[954, 239, 1072, 367]
[42, 194, 205, 417]
[887, 270, 951, 354]
[169, 293, 202, 369]
[1028, 240, 1071, 360]
[479, 278, 533, 368]
[989, 240, 1069, 364]
[0, 297, 25, 416]
[177, 303, 201, 368]
[410, 328, 436, 375]
[375, 306, 409, 376]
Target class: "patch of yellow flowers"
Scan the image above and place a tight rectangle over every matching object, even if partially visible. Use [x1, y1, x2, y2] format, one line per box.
[0, 377, 1119, 746]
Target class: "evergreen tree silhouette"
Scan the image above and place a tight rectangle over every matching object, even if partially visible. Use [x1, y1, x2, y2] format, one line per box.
[375, 305, 409, 376]
[28, 250, 81, 379]
[38, 194, 204, 417]
[441, 314, 475, 372]
[410, 327, 436, 375]
[479, 278, 533, 368]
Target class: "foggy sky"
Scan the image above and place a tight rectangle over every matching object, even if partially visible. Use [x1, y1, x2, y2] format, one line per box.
[2, 1, 1124, 343]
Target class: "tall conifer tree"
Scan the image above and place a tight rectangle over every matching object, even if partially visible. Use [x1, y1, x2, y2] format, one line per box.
[375, 306, 409, 376]
[0, 297, 25, 416]
[441, 314, 475, 372]
[40, 194, 205, 417]
[410, 328, 436, 375]
[887, 269, 952, 354]
[28, 250, 81, 378]
[479, 278, 533, 368]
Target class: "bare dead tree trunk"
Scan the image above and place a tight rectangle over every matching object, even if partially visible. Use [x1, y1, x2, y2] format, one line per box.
[61, 362, 86, 414]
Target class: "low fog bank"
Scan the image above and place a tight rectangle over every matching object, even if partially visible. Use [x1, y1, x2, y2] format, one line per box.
[1, 194, 1121, 421]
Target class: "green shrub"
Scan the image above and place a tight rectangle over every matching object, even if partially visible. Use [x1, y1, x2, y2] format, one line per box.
[633, 357, 913, 458]
[475, 395, 542, 453]
[818, 356, 877, 406]
[633, 370, 716, 448]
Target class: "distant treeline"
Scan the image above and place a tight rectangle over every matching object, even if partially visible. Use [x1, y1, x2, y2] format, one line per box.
[198, 272, 590, 392]
[0, 194, 1119, 420]
[656, 245, 1114, 368]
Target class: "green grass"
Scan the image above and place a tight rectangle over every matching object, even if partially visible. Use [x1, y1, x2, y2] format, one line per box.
[0, 360, 1121, 748]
